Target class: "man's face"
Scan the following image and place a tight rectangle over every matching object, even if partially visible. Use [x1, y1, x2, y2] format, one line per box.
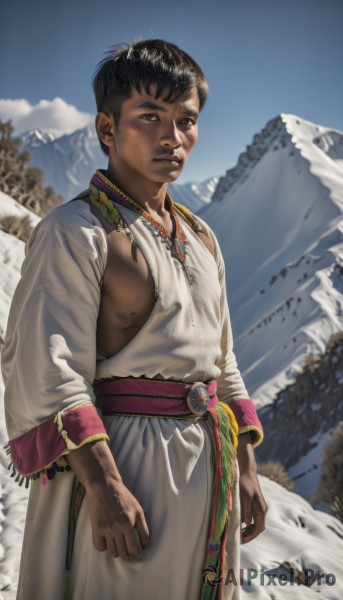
[105, 85, 200, 185]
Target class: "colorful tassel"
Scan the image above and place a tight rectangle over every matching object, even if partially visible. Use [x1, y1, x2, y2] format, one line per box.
[201, 403, 238, 600]
[4, 440, 72, 489]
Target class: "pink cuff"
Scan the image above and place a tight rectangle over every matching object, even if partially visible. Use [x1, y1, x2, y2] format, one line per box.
[227, 398, 264, 447]
[9, 404, 109, 476]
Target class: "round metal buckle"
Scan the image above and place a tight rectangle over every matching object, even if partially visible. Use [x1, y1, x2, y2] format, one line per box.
[186, 382, 211, 417]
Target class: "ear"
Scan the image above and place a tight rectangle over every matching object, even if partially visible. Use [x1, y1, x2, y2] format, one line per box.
[95, 112, 116, 149]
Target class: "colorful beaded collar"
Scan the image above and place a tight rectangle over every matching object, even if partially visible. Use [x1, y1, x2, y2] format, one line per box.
[89, 170, 201, 266]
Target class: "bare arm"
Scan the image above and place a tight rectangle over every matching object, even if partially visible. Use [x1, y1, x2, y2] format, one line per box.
[237, 432, 268, 544]
[66, 441, 150, 558]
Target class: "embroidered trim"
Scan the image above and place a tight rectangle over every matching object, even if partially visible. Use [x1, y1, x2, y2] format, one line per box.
[4, 404, 109, 486]
[173, 202, 202, 233]
[89, 170, 200, 266]
[227, 398, 264, 448]
[238, 425, 264, 448]
[89, 182, 136, 246]
[4, 441, 72, 488]
[4, 431, 109, 487]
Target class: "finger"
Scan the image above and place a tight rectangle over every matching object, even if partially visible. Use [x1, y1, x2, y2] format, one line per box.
[249, 509, 266, 539]
[241, 523, 255, 544]
[92, 532, 107, 552]
[240, 493, 252, 526]
[241, 509, 252, 526]
[124, 527, 143, 557]
[241, 510, 266, 544]
[242, 523, 263, 544]
[136, 512, 150, 549]
[115, 534, 129, 559]
[107, 537, 119, 558]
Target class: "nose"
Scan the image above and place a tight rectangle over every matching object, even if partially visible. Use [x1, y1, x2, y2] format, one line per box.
[160, 120, 182, 147]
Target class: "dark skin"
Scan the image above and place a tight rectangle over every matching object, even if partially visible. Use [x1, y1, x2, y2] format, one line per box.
[67, 84, 268, 559]
[237, 433, 267, 543]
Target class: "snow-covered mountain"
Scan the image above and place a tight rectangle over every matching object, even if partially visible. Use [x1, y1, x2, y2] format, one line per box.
[1, 133, 343, 598]
[200, 113, 343, 409]
[7, 113, 343, 409]
[169, 177, 218, 212]
[21, 125, 217, 212]
[21, 125, 104, 199]
[15, 112, 343, 420]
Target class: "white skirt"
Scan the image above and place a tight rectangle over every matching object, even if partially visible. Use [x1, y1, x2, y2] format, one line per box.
[17, 415, 241, 600]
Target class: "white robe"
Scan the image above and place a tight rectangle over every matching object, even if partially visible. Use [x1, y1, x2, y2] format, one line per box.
[2, 198, 258, 599]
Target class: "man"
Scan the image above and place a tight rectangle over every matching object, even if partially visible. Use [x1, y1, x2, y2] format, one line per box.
[2, 39, 267, 599]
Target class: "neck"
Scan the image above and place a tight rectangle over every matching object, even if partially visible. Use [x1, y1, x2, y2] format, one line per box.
[106, 164, 169, 216]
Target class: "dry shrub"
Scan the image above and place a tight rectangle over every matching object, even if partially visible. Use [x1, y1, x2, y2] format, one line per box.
[302, 353, 321, 372]
[257, 460, 294, 490]
[326, 331, 343, 354]
[316, 424, 343, 522]
[0, 119, 62, 216]
[0, 214, 33, 243]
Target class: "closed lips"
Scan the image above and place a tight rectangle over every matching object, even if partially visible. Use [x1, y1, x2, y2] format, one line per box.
[154, 157, 181, 162]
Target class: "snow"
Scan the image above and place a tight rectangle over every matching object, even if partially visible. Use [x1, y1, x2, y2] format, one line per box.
[0, 194, 34, 597]
[0, 227, 28, 598]
[288, 424, 343, 503]
[21, 124, 107, 200]
[200, 114, 343, 408]
[1, 444, 342, 598]
[0, 191, 40, 230]
[1, 113, 343, 597]
[169, 176, 219, 211]
[239, 477, 343, 599]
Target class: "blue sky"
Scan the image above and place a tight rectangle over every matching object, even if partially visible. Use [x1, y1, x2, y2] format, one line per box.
[1, 0, 342, 183]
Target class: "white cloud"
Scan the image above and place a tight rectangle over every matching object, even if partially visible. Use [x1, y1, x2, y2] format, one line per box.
[0, 98, 94, 137]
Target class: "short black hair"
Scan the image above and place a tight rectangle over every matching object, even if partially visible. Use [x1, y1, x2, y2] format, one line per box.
[93, 38, 208, 155]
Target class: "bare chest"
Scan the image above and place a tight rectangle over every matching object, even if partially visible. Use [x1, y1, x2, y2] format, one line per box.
[96, 229, 156, 357]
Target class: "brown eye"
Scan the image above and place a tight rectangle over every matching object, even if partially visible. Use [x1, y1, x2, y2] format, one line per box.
[141, 114, 158, 121]
[180, 118, 196, 126]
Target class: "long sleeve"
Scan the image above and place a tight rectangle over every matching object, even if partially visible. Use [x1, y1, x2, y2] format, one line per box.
[211, 229, 264, 448]
[1, 201, 110, 478]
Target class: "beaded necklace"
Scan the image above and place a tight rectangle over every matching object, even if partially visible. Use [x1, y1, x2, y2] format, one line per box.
[89, 170, 202, 284]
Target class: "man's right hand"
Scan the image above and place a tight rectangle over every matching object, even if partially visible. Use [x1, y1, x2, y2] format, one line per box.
[88, 478, 149, 558]
[66, 439, 149, 558]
